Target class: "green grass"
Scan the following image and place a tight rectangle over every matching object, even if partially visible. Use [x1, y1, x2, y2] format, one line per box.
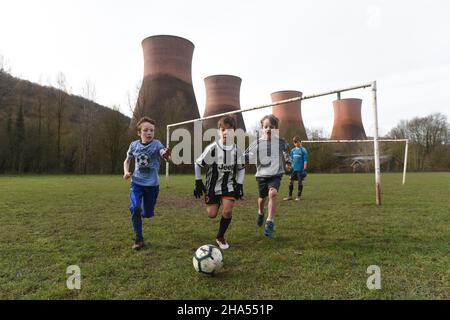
[0, 173, 449, 299]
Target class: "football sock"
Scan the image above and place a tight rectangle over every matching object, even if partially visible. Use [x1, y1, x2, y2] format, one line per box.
[217, 216, 232, 238]
[266, 218, 273, 222]
[289, 184, 294, 197]
[258, 211, 263, 215]
[298, 185, 303, 197]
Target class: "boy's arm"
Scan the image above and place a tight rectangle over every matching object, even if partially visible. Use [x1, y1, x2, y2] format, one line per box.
[123, 158, 131, 179]
[303, 147, 309, 170]
[157, 140, 171, 161]
[193, 163, 206, 198]
[123, 143, 133, 179]
[236, 166, 245, 185]
[194, 163, 202, 180]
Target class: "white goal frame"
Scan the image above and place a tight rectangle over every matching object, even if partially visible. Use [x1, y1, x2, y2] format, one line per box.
[301, 139, 409, 185]
[166, 81, 404, 206]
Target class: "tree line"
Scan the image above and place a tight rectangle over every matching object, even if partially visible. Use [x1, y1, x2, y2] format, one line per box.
[1, 65, 449, 174]
[0, 69, 132, 174]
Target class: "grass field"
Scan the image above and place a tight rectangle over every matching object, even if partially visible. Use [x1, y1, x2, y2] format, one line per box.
[0, 173, 449, 299]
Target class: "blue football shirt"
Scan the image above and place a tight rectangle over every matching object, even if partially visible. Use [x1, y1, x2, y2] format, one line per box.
[126, 139, 165, 186]
[291, 146, 308, 171]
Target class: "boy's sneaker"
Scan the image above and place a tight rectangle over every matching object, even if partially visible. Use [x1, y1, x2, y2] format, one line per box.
[294, 197, 300, 201]
[256, 213, 264, 227]
[283, 196, 293, 201]
[216, 237, 229, 250]
[132, 235, 144, 250]
[264, 220, 274, 237]
[132, 241, 145, 250]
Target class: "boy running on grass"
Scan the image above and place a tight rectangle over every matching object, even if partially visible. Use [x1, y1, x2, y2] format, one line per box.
[193, 116, 245, 250]
[244, 115, 291, 237]
[123, 117, 171, 250]
[283, 136, 308, 201]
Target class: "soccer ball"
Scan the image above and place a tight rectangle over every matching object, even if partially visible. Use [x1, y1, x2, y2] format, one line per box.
[136, 153, 149, 167]
[192, 244, 223, 275]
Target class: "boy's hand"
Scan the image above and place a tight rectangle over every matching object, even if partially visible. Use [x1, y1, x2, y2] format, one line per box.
[301, 169, 308, 179]
[162, 148, 171, 161]
[285, 160, 293, 175]
[123, 172, 131, 180]
[235, 183, 244, 199]
[194, 179, 206, 198]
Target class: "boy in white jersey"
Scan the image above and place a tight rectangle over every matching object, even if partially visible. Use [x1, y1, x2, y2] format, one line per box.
[194, 116, 245, 250]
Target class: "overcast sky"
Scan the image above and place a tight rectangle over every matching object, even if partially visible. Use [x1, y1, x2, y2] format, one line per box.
[1, 0, 449, 136]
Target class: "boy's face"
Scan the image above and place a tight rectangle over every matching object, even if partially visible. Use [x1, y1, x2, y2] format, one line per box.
[218, 124, 234, 145]
[294, 141, 301, 148]
[138, 122, 155, 143]
[261, 119, 276, 139]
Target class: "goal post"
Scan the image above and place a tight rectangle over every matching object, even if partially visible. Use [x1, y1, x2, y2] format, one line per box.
[165, 81, 389, 206]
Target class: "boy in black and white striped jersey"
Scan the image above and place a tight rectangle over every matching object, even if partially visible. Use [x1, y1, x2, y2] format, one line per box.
[194, 116, 245, 249]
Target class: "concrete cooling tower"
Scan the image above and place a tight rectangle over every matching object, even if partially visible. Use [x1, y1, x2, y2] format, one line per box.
[331, 98, 367, 140]
[271, 90, 307, 140]
[203, 75, 246, 131]
[130, 35, 200, 131]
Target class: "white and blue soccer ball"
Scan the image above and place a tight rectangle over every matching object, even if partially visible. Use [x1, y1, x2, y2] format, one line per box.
[193, 244, 223, 275]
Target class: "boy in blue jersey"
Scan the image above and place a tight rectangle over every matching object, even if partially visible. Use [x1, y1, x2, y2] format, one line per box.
[283, 136, 308, 201]
[123, 117, 171, 250]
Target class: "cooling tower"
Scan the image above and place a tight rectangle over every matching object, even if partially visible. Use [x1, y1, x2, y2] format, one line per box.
[271, 90, 307, 140]
[130, 35, 200, 131]
[203, 75, 246, 131]
[331, 98, 367, 140]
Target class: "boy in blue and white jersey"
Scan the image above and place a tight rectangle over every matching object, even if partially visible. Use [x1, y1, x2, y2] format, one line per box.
[283, 136, 308, 201]
[123, 117, 171, 250]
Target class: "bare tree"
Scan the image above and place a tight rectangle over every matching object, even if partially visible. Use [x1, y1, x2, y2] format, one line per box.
[80, 80, 96, 174]
[389, 113, 448, 170]
[128, 80, 147, 126]
[103, 105, 128, 173]
[55, 72, 68, 171]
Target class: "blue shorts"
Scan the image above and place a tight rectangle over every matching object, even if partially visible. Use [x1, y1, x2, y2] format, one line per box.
[129, 182, 159, 218]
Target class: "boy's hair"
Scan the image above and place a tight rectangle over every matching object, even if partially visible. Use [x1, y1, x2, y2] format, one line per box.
[260, 114, 279, 129]
[136, 117, 156, 132]
[293, 136, 302, 143]
[217, 115, 237, 130]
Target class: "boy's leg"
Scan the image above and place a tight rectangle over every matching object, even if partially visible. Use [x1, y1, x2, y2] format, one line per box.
[297, 180, 303, 199]
[296, 171, 304, 200]
[267, 187, 278, 221]
[142, 185, 160, 218]
[257, 197, 267, 215]
[216, 198, 235, 249]
[265, 176, 281, 237]
[205, 193, 220, 218]
[207, 204, 220, 218]
[129, 183, 144, 246]
[256, 177, 268, 227]
[284, 172, 296, 200]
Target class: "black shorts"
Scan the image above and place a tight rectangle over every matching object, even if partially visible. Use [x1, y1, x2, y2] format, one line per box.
[290, 170, 306, 181]
[256, 175, 282, 198]
[205, 192, 236, 205]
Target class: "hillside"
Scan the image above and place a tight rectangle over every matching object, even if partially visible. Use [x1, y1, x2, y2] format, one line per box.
[0, 71, 132, 174]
